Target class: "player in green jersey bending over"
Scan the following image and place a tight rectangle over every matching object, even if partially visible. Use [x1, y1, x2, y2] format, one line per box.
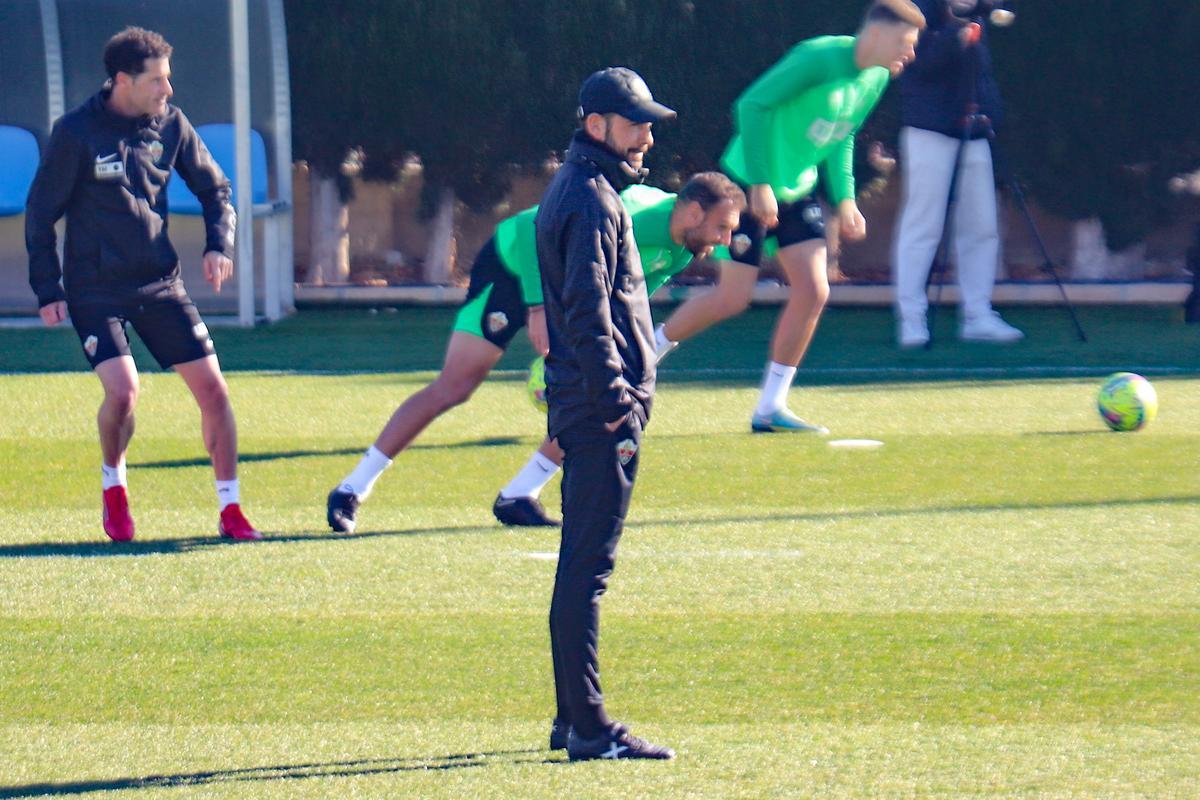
[653, 0, 925, 434]
[325, 172, 744, 533]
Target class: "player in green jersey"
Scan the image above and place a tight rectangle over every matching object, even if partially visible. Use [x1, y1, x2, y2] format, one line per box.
[325, 172, 745, 533]
[653, 0, 925, 434]
[493, 173, 745, 526]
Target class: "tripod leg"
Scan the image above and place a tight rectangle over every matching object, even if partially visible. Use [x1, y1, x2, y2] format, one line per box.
[987, 130, 1088, 342]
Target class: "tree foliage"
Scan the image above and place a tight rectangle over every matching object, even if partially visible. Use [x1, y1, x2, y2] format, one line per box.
[287, 0, 1200, 244]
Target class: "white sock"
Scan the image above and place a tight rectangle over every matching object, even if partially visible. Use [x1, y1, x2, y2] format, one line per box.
[216, 479, 239, 511]
[756, 361, 797, 417]
[500, 452, 561, 500]
[340, 446, 393, 500]
[101, 461, 127, 490]
[654, 323, 679, 363]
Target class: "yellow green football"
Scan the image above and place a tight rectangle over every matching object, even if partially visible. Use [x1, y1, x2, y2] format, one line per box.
[1097, 372, 1157, 432]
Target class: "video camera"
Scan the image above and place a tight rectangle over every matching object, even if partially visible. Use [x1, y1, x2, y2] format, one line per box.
[950, 0, 1016, 26]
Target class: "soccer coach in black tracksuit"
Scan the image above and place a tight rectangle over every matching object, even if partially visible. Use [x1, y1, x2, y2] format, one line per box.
[537, 67, 676, 762]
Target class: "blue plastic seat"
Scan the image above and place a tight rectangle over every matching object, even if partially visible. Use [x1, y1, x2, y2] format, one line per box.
[0, 126, 39, 216]
[167, 123, 269, 215]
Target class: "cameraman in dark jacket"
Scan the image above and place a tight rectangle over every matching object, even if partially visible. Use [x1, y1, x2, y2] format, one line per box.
[892, 0, 1024, 346]
[536, 67, 675, 762]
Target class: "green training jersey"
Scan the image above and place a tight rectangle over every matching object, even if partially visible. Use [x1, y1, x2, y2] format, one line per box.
[620, 184, 692, 297]
[491, 185, 691, 306]
[493, 206, 542, 306]
[720, 35, 890, 204]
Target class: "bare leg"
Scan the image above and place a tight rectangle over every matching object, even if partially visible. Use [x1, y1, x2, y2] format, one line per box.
[175, 355, 237, 481]
[374, 332, 504, 457]
[660, 260, 757, 343]
[94, 356, 139, 467]
[769, 239, 829, 367]
[537, 437, 564, 465]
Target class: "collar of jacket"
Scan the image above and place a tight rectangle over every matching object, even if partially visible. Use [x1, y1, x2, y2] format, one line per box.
[89, 87, 164, 141]
[565, 130, 648, 193]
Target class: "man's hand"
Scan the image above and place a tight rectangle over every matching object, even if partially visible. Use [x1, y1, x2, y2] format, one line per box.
[39, 301, 67, 326]
[204, 251, 234, 293]
[748, 184, 779, 229]
[526, 305, 549, 356]
[837, 199, 867, 242]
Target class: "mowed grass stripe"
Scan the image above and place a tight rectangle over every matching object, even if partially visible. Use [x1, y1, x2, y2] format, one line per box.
[2, 613, 1195, 726]
[0, 722, 1195, 799]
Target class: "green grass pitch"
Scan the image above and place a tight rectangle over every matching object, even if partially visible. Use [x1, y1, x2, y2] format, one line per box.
[0, 306, 1197, 798]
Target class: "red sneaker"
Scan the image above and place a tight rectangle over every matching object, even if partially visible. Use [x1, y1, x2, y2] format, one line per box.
[218, 504, 262, 540]
[102, 486, 136, 542]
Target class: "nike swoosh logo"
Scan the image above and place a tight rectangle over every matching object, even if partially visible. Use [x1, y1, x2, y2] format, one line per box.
[95, 153, 120, 164]
[495, 499, 516, 508]
[601, 744, 629, 759]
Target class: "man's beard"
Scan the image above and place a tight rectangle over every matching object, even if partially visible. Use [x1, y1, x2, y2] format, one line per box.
[683, 232, 713, 258]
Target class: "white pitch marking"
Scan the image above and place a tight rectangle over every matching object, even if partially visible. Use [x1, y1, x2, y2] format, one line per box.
[828, 438, 885, 449]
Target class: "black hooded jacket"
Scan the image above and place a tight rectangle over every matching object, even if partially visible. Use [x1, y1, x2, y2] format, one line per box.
[899, 0, 1005, 139]
[536, 130, 657, 439]
[26, 89, 234, 306]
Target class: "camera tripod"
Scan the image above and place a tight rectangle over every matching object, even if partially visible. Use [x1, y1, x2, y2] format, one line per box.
[923, 24, 1087, 347]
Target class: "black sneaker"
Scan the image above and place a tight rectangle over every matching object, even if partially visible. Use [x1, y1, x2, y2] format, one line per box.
[326, 487, 360, 533]
[567, 724, 675, 761]
[492, 494, 561, 527]
[549, 718, 570, 751]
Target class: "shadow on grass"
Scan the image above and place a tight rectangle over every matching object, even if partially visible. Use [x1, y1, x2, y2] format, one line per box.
[0, 748, 560, 798]
[0, 524, 498, 559]
[632, 493, 1200, 528]
[10, 494, 1194, 560]
[1024, 430, 1113, 437]
[130, 438, 525, 469]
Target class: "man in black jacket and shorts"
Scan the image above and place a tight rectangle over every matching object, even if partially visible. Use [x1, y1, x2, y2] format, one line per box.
[26, 27, 260, 542]
[537, 67, 675, 762]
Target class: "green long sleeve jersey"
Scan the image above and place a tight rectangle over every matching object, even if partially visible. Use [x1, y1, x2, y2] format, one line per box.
[491, 184, 691, 306]
[721, 36, 890, 204]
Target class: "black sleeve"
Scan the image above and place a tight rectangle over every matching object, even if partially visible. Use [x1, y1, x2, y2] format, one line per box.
[173, 112, 236, 258]
[908, 0, 969, 78]
[560, 201, 640, 424]
[25, 120, 82, 307]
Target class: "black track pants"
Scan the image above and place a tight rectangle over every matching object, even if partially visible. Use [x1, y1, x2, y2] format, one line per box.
[548, 416, 642, 740]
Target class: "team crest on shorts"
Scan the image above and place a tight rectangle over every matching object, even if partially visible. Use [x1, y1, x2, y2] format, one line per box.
[147, 140, 164, 164]
[730, 233, 752, 257]
[83, 335, 98, 357]
[487, 311, 508, 335]
[616, 438, 638, 466]
[802, 205, 823, 224]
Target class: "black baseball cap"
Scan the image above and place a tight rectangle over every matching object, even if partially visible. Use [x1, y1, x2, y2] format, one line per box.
[578, 67, 676, 124]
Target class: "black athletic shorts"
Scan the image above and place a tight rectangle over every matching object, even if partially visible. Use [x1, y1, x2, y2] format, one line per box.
[725, 193, 826, 267]
[67, 280, 215, 369]
[452, 238, 527, 349]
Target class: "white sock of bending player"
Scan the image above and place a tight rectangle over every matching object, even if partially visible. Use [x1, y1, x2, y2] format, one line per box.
[215, 479, 239, 511]
[101, 461, 127, 490]
[755, 361, 797, 417]
[654, 323, 680, 363]
[500, 452, 560, 500]
[340, 446, 393, 500]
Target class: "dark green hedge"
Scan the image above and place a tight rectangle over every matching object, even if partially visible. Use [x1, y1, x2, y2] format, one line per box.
[287, 0, 1200, 246]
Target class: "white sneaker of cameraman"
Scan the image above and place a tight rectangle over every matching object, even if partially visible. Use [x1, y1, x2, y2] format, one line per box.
[960, 311, 1024, 343]
[897, 316, 930, 348]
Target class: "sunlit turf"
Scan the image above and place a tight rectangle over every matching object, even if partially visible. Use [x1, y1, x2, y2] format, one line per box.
[0, 306, 1197, 797]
